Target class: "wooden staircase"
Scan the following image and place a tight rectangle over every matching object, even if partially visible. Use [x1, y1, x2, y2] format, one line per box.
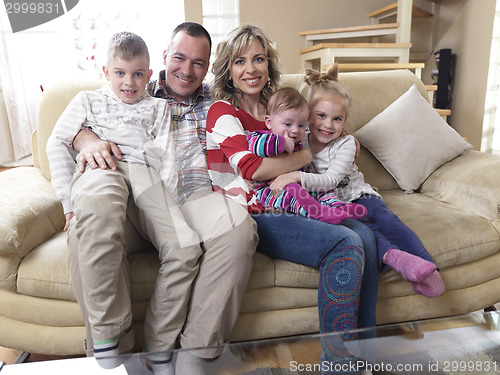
[299, 0, 450, 121]
[299, 23, 400, 45]
[336, 62, 425, 78]
[299, 0, 432, 71]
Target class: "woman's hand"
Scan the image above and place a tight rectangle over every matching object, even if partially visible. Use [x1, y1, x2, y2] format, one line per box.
[245, 179, 255, 190]
[73, 129, 122, 172]
[252, 148, 312, 181]
[341, 129, 360, 162]
[269, 171, 301, 197]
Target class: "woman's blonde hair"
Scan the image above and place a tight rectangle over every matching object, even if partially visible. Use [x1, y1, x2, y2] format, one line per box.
[211, 24, 281, 107]
[305, 64, 352, 113]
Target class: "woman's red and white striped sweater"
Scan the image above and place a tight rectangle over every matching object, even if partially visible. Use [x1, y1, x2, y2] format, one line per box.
[206, 100, 266, 213]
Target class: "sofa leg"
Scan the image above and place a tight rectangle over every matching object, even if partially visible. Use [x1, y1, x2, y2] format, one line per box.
[13, 351, 30, 364]
[405, 322, 424, 339]
[484, 306, 498, 330]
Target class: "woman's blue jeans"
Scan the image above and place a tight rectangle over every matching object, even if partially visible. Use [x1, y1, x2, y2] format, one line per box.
[252, 213, 378, 370]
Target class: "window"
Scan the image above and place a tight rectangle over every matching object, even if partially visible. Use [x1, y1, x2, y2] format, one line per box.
[202, 0, 239, 79]
[0, 0, 184, 162]
[483, 0, 500, 154]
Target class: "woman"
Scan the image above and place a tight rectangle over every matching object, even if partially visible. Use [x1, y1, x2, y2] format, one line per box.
[206, 24, 378, 371]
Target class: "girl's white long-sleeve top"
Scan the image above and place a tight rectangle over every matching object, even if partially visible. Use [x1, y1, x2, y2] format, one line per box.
[299, 133, 381, 203]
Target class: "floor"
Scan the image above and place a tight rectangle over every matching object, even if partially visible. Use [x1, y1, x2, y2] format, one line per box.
[1, 305, 499, 368]
[0, 347, 77, 365]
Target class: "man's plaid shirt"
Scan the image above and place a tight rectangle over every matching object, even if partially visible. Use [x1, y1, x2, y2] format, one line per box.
[148, 70, 213, 202]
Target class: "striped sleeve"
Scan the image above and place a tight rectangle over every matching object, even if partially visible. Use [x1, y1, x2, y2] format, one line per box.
[46, 92, 89, 214]
[206, 101, 264, 211]
[207, 101, 262, 180]
[247, 130, 285, 157]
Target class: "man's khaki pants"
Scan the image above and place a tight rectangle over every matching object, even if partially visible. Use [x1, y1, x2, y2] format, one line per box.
[68, 162, 258, 358]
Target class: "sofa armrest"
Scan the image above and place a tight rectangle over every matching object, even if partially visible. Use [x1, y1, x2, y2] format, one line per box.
[420, 150, 500, 221]
[0, 167, 64, 259]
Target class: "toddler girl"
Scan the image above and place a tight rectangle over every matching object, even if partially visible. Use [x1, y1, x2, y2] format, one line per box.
[247, 87, 367, 224]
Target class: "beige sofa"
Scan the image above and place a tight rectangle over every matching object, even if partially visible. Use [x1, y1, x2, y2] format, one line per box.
[1, 69, 500, 356]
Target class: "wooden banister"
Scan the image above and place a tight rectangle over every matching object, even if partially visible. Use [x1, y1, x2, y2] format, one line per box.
[300, 43, 412, 55]
[298, 23, 399, 37]
[368, 3, 432, 19]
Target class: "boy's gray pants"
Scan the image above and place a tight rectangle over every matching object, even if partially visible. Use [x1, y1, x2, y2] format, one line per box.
[68, 161, 257, 358]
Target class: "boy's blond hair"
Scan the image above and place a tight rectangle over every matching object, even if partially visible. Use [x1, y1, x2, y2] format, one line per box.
[108, 31, 150, 65]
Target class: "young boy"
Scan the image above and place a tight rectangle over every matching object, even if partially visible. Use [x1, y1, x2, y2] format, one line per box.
[247, 87, 366, 224]
[47, 32, 202, 372]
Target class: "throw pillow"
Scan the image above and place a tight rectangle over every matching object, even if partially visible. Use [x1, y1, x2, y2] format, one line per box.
[354, 84, 473, 193]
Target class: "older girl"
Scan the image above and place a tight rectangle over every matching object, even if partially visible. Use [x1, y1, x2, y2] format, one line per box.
[272, 65, 444, 298]
[206, 24, 378, 371]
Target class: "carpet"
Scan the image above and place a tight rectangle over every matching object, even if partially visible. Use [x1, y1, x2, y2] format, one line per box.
[358, 327, 500, 375]
[237, 320, 500, 375]
[240, 367, 320, 375]
[370, 346, 500, 375]
[240, 346, 500, 375]
[240, 324, 500, 375]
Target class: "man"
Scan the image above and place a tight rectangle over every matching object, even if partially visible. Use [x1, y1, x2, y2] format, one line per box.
[68, 22, 258, 374]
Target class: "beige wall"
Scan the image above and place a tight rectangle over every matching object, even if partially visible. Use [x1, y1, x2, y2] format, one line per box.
[184, 0, 203, 24]
[239, 0, 391, 74]
[186, 0, 496, 150]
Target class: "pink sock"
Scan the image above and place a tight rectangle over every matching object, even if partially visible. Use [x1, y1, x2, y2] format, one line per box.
[384, 248, 436, 282]
[412, 270, 445, 298]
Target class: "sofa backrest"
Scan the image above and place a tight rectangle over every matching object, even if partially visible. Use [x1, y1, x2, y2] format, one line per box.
[34, 69, 428, 192]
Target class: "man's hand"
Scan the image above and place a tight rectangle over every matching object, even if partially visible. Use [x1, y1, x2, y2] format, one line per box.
[73, 129, 122, 172]
[269, 171, 300, 197]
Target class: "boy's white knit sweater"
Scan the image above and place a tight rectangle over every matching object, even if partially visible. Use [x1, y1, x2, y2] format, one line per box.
[46, 85, 177, 214]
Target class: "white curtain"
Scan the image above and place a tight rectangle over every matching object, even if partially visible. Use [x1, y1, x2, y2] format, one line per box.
[0, 12, 37, 163]
[483, 0, 500, 154]
[0, 0, 185, 165]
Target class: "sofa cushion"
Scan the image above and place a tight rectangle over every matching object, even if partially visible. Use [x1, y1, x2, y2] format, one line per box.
[240, 287, 317, 314]
[17, 231, 75, 301]
[16, 235, 281, 302]
[274, 259, 320, 288]
[381, 190, 500, 270]
[420, 150, 500, 224]
[354, 84, 473, 193]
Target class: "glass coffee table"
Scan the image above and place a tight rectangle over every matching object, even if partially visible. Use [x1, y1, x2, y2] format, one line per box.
[2, 311, 500, 374]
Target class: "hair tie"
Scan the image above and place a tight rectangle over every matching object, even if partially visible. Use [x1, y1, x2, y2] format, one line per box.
[305, 64, 339, 86]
